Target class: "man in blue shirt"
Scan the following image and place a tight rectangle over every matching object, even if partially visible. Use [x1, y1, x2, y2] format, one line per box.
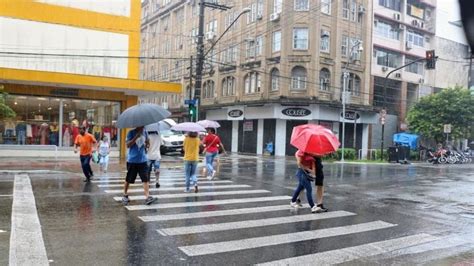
[122, 126, 157, 205]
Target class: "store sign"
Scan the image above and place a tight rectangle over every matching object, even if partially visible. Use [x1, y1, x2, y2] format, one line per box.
[227, 107, 244, 120]
[50, 88, 79, 97]
[281, 107, 311, 117]
[243, 121, 253, 131]
[340, 111, 360, 121]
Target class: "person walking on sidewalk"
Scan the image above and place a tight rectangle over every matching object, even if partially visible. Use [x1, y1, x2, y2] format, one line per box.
[98, 136, 110, 173]
[290, 150, 320, 213]
[202, 128, 224, 180]
[312, 156, 328, 213]
[121, 126, 156, 206]
[147, 129, 162, 188]
[74, 126, 97, 182]
[183, 131, 200, 193]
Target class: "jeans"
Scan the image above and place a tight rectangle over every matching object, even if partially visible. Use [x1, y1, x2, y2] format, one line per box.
[80, 155, 93, 179]
[17, 130, 26, 145]
[184, 161, 198, 191]
[205, 152, 218, 175]
[291, 169, 315, 207]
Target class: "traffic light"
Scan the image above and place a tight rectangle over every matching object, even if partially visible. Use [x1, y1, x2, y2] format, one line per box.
[426, 50, 436, 69]
[188, 104, 197, 121]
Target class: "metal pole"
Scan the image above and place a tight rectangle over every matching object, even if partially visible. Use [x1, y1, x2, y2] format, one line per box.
[193, 0, 205, 122]
[341, 72, 349, 162]
[189, 56, 193, 121]
[353, 117, 357, 149]
[59, 99, 63, 147]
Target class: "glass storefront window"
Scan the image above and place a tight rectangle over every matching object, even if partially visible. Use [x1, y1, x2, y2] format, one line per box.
[1, 94, 120, 147]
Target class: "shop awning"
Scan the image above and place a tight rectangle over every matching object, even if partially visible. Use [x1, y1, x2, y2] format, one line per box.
[0, 67, 181, 95]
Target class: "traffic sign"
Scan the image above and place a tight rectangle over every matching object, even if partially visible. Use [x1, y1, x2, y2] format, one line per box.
[185, 99, 196, 105]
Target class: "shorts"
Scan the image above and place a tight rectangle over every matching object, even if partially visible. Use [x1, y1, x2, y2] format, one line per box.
[148, 160, 161, 172]
[314, 157, 324, 186]
[126, 162, 149, 184]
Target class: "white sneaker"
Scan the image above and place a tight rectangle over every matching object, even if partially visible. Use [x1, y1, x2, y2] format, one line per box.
[290, 201, 300, 208]
[211, 170, 216, 179]
[311, 205, 321, 213]
[206, 175, 212, 180]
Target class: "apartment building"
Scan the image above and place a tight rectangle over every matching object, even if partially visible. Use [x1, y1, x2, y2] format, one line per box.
[140, 0, 376, 156]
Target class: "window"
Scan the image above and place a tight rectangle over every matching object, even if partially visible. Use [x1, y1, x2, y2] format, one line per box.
[162, 16, 169, 31]
[273, 0, 282, 14]
[374, 20, 400, 40]
[291, 66, 307, 90]
[207, 19, 217, 34]
[222, 76, 236, 96]
[224, 11, 238, 31]
[255, 35, 263, 56]
[245, 35, 264, 58]
[203, 80, 215, 99]
[244, 72, 261, 94]
[246, 40, 256, 58]
[320, 30, 330, 53]
[350, 1, 358, 22]
[341, 73, 361, 96]
[293, 28, 308, 50]
[341, 35, 349, 57]
[374, 48, 402, 68]
[379, 0, 402, 12]
[321, 0, 331, 14]
[342, 0, 350, 19]
[272, 31, 281, 52]
[406, 30, 424, 47]
[161, 64, 169, 80]
[247, 0, 263, 24]
[405, 56, 424, 74]
[294, 0, 309, 11]
[150, 66, 155, 80]
[319, 68, 331, 91]
[270, 68, 280, 91]
[221, 45, 238, 63]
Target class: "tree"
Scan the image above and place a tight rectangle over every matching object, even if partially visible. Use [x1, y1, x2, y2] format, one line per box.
[0, 92, 16, 120]
[407, 87, 474, 143]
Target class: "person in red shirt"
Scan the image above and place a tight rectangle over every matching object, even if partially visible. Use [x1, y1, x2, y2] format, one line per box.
[290, 150, 321, 213]
[74, 126, 97, 182]
[202, 128, 224, 180]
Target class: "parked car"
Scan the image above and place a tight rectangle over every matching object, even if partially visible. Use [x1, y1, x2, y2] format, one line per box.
[158, 119, 185, 155]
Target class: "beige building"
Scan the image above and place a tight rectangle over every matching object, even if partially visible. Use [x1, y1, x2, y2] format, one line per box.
[140, 0, 377, 156]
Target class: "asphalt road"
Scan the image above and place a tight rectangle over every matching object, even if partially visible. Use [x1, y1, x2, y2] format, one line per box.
[0, 155, 473, 265]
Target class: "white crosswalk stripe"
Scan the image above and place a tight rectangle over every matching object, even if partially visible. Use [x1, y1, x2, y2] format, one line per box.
[178, 221, 397, 256]
[105, 184, 250, 194]
[125, 196, 292, 211]
[256, 233, 439, 266]
[97, 180, 232, 187]
[139, 205, 308, 222]
[113, 189, 269, 201]
[157, 211, 356, 236]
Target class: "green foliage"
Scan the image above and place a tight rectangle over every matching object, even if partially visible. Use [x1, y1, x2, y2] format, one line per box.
[324, 148, 357, 160]
[407, 87, 474, 142]
[374, 149, 389, 161]
[0, 92, 16, 120]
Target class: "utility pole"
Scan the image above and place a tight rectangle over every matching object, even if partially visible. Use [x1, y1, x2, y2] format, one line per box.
[188, 56, 194, 121]
[193, 0, 231, 122]
[341, 72, 349, 162]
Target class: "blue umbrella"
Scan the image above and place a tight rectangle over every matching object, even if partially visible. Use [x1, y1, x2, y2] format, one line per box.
[116, 104, 171, 128]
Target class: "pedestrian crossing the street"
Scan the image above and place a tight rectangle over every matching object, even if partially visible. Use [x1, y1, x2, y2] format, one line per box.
[92, 167, 451, 265]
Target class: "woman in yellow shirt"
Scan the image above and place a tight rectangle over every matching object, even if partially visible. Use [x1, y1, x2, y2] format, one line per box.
[183, 131, 200, 192]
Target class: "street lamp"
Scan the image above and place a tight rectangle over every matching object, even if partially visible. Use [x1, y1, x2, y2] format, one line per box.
[192, 7, 251, 121]
[341, 40, 362, 162]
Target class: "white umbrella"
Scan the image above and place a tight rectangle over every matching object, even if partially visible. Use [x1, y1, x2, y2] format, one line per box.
[171, 122, 206, 132]
[197, 120, 221, 128]
[116, 104, 171, 128]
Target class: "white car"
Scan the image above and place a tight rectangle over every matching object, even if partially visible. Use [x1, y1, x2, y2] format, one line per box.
[158, 119, 185, 154]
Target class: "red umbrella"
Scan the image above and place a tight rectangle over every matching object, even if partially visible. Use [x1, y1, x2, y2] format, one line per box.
[290, 124, 340, 156]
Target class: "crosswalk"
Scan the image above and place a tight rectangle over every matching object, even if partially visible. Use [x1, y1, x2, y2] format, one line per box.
[93, 168, 450, 264]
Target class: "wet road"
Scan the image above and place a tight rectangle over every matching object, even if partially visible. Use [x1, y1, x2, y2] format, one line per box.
[0, 155, 473, 265]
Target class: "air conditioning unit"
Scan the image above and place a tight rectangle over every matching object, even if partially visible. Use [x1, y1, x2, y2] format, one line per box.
[412, 20, 419, 26]
[256, 13, 263, 20]
[321, 30, 330, 38]
[406, 41, 413, 49]
[425, 36, 431, 43]
[395, 73, 402, 78]
[206, 31, 216, 41]
[393, 13, 401, 21]
[399, 24, 406, 31]
[358, 5, 366, 14]
[270, 12, 280, 22]
[382, 66, 388, 72]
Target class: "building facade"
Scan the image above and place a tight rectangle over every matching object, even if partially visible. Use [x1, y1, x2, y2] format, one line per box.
[141, 0, 377, 156]
[0, 0, 180, 157]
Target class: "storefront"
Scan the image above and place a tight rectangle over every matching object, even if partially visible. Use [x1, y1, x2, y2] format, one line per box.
[206, 104, 378, 157]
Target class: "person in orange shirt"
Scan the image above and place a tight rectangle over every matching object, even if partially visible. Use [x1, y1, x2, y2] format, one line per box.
[74, 126, 97, 182]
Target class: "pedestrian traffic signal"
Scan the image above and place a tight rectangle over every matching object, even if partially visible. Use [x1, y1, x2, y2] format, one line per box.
[426, 50, 436, 69]
[188, 104, 197, 121]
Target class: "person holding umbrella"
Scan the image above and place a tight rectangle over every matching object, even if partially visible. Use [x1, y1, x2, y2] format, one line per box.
[290, 124, 340, 213]
[117, 103, 171, 206]
[171, 122, 206, 193]
[202, 127, 224, 180]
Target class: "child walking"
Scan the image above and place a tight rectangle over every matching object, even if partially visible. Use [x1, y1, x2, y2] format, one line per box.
[98, 136, 110, 173]
[290, 149, 319, 213]
[183, 131, 200, 193]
